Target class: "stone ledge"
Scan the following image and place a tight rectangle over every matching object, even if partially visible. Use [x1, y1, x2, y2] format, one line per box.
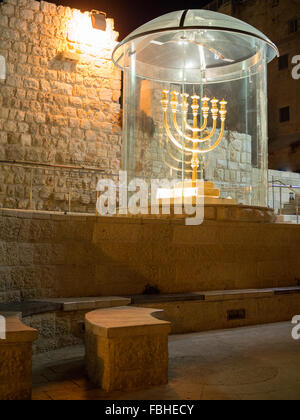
[129, 287, 300, 304]
[0, 297, 131, 316]
[131, 293, 205, 305]
[0, 311, 22, 319]
[0, 204, 278, 224]
[34, 296, 131, 312]
[0, 301, 62, 317]
[273, 287, 300, 295]
[202, 289, 275, 301]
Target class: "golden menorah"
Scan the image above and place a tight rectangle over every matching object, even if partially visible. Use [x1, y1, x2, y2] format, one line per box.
[161, 90, 228, 184]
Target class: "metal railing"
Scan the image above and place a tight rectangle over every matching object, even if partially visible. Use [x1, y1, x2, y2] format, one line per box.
[1, 159, 300, 223]
[270, 177, 300, 224]
[0, 160, 118, 215]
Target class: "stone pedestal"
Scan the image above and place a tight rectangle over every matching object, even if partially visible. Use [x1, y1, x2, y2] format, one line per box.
[0, 313, 38, 400]
[157, 180, 237, 206]
[85, 307, 171, 392]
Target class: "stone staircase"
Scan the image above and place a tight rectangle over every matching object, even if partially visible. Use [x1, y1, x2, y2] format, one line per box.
[276, 215, 299, 224]
[278, 196, 300, 223]
[282, 196, 300, 215]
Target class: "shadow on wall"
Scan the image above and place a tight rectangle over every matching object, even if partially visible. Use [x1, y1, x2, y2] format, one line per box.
[49, 56, 77, 73]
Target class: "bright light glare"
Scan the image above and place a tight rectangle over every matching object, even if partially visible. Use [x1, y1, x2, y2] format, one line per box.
[68, 10, 118, 54]
[151, 40, 164, 46]
[157, 187, 198, 199]
[199, 45, 206, 70]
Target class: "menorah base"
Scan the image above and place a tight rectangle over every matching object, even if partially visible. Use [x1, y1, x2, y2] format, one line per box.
[160, 197, 237, 206]
[157, 181, 236, 206]
[202, 197, 237, 205]
[175, 181, 221, 198]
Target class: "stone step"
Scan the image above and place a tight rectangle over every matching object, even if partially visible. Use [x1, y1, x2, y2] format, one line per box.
[131, 293, 205, 305]
[130, 286, 300, 304]
[276, 215, 299, 224]
[0, 301, 62, 317]
[203, 188, 221, 198]
[36, 296, 131, 312]
[0, 297, 131, 316]
[282, 210, 300, 215]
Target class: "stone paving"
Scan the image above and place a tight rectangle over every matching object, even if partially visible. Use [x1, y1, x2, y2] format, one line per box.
[32, 322, 300, 400]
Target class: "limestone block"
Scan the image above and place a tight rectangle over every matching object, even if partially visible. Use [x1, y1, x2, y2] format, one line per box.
[214, 168, 224, 181]
[20, 133, 31, 147]
[40, 1, 56, 14]
[0, 216, 21, 241]
[217, 159, 227, 169]
[231, 139, 242, 151]
[228, 161, 239, 171]
[0, 313, 37, 400]
[0, 14, 8, 26]
[93, 221, 143, 243]
[23, 78, 39, 90]
[27, 0, 40, 11]
[85, 307, 171, 392]
[21, 8, 34, 21]
[1, 4, 15, 16]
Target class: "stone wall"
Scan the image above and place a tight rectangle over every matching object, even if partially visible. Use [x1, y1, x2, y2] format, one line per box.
[0, 208, 299, 304]
[23, 310, 84, 354]
[0, 0, 298, 214]
[0, 0, 122, 212]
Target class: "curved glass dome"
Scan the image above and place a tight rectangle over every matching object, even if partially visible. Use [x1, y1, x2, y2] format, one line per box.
[112, 9, 279, 84]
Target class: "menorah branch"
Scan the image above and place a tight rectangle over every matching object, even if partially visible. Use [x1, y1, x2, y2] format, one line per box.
[161, 90, 228, 182]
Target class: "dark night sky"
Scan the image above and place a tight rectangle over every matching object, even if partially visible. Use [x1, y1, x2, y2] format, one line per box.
[45, 0, 212, 40]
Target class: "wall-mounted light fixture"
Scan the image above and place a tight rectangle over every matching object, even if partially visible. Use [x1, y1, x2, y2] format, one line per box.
[66, 10, 118, 56]
[91, 10, 107, 31]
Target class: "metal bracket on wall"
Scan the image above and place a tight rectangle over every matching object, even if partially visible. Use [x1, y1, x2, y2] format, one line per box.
[56, 51, 80, 62]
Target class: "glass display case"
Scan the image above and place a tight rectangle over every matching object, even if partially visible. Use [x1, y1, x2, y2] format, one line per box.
[112, 9, 279, 207]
